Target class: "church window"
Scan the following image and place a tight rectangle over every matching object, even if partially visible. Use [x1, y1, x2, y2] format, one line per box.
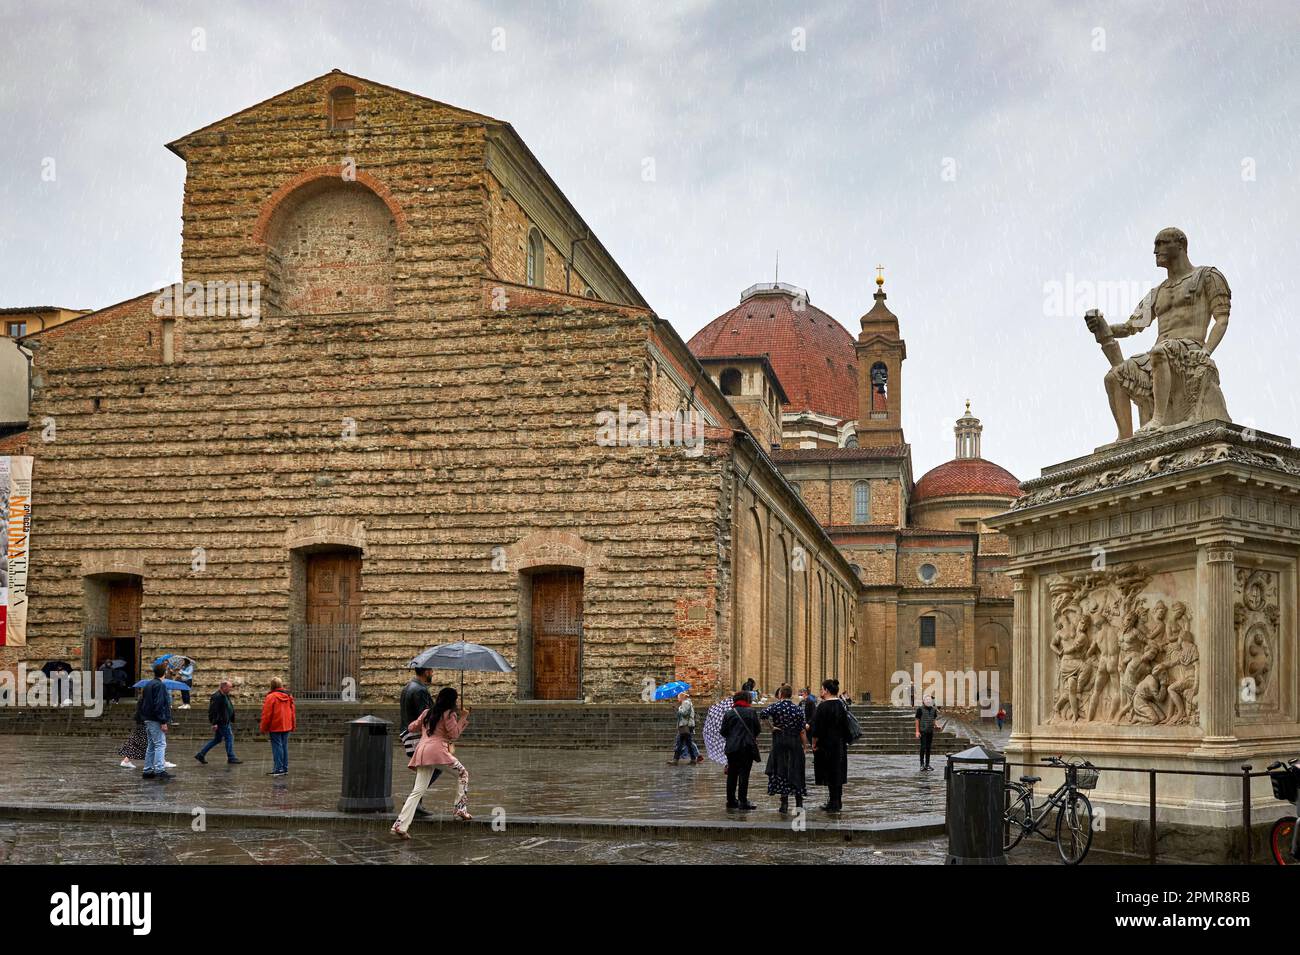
[526, 227, 544, 287]
[919, 615, 936, 647]
[844, 434, 858, 449]
[329, 86, 356, 131]
[719, 368, 742, 396]
[918, 563, 938, 584]
[853, 481, 870, 523]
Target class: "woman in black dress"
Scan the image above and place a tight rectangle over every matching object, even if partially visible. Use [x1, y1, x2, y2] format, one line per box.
[761, 684, 808, 813]
[811, 678, 850, 812]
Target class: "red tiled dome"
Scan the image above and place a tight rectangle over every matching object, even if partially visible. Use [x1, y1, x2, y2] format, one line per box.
[688, 285, 858, 422]
[913, 458, 1021, 502]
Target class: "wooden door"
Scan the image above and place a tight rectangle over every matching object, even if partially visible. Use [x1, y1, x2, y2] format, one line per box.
[300, 551, 361, 698]
[531, 570, 582, 699]
[101, 579, 142, 675]
[306, 552, 361, 628]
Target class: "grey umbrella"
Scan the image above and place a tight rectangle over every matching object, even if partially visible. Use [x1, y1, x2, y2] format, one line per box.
[408, 641, 514, 698]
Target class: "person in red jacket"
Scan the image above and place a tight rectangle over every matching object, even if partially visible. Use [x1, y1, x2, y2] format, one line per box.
[259, 676, 297, 776]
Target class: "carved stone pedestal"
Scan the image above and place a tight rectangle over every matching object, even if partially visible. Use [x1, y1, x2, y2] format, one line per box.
[988, 421, 1300, 861]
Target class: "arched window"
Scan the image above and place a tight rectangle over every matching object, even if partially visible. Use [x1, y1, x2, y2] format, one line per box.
[329, 86, 356, 131]
[843, 434, 859, 449]
[719, 368, 742, 396]
[853, 481, 870, 523]
[526, 227, 544, 287]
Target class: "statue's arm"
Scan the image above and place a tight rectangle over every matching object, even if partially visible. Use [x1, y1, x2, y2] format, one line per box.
[1204, 268, 1231, 354]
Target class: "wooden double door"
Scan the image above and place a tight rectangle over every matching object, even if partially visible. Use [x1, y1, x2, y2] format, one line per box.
[93, 578, 142, 682]
[531, 570, 583, 699]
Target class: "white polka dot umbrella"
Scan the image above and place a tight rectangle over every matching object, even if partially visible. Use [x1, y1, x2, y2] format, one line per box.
[703, 697, 736, 765]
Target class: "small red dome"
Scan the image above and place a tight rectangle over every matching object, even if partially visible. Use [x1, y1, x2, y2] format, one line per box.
[913, 458, 1021, 503]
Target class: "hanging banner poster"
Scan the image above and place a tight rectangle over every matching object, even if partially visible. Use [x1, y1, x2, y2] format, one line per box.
[1, 455, 32, 647]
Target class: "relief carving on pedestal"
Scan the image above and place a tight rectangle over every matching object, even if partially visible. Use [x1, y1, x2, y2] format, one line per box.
[1235, 568, 1279, 712]
[1047, 564, 1199, 726]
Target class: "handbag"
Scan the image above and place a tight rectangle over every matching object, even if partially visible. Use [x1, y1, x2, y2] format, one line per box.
[841, 699, 863, 745]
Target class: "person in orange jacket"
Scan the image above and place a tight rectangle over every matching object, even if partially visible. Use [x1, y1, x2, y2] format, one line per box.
[259, 676, 297, 776]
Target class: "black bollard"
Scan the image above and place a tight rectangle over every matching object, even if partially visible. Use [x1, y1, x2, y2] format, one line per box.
[338, 715, 393, 812]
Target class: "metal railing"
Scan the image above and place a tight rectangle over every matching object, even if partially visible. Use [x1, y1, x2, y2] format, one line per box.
[289, 623, 359, 701]
[1002, 758, 1278, 864]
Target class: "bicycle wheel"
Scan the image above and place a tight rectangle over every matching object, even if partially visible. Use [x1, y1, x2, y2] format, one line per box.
[1270, 816, 1297, 866]
[1002, 783, 1033, 852]
[1055, 792, 1093, 864]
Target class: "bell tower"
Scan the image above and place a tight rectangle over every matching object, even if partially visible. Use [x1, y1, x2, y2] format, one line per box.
[855, 268, 907, 447]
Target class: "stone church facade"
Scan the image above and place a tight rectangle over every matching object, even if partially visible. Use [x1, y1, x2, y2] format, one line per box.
[690, 277, 1021, 708]
[6, 71, 860, 703]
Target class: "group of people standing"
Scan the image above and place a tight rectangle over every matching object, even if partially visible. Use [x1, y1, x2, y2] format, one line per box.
[116, 663, 298, 779]
[718, 679, 854, 813]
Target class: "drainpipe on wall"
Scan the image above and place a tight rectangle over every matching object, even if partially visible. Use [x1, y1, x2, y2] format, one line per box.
[567, 229, 591, 294]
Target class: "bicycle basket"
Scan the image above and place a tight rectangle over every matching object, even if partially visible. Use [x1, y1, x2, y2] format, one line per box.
[1271, 769, 1299, 803]
[1071, 763, 1100, 790]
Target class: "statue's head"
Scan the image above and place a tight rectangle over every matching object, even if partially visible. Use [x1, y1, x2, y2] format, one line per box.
[1153, 227, 1188, 267]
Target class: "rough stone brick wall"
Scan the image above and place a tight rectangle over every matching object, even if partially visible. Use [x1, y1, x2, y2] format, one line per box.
[17, 72, 861, 706]
[485, 175, 589, 294]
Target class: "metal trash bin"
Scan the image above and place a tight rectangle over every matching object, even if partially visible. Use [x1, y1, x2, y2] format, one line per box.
[338, 715, 393, 812]
[945, 744, 1007, 865]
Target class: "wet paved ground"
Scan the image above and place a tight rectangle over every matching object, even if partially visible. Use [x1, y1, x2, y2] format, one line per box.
[0, 818, 954, 865]
[0, 735, 948, 824]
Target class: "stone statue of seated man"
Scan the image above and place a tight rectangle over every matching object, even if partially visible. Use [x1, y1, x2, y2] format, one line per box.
[1084, 227, 1231, 441]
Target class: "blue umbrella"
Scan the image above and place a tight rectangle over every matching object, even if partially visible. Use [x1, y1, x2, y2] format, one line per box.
[132, 679, 190, 693]
[653, 681, 691, 701]
[409, 641, 514, 697]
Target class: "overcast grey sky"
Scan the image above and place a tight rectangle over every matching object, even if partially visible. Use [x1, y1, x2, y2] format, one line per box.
[3, 0, 1299, 480]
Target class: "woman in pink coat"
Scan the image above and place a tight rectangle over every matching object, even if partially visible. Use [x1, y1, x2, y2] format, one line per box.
[392, 686, 472, 837]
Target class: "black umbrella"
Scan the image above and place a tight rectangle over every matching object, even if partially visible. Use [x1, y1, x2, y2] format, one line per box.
[408, 641, 514, 698]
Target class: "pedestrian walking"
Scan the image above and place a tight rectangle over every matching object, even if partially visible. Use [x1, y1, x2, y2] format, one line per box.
[915, 695, 941, 771]
[194, 680, 242, 764]
[799, 687, 817, 730]
[400, 667, 441, 817]
[761, 684, 808, 814]
[136, 661, 173, 780]
[811, 678, 850, 812]
[720, 690, 761, 811]
[995, 706, 1006, 732]
[392, 687, 472, 837]
[259, 676, 296, 776]
[177, 657, 195, 709]
[669, 691, 702, 765]
[117, 721, 147, 769]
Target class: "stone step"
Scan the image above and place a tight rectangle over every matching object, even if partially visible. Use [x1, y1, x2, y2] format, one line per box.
[0, 701, 966, 753]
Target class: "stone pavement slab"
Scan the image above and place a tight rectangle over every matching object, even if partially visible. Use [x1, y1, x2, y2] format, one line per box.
[0, 735, 948, 829]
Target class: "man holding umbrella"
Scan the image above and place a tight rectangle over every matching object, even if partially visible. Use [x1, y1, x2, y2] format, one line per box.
[400, 667, 442, 817]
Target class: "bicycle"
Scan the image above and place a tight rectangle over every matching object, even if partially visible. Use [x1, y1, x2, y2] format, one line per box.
[1002, 755, 1099, 865]
[1266, 757, 1299, 866]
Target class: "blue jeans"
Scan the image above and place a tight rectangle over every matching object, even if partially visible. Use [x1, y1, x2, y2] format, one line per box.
[198, 724, 236, 761]
[144, 720, 167, 774]
[270, 731, 289, 773]
[674, 729, 699, 761]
